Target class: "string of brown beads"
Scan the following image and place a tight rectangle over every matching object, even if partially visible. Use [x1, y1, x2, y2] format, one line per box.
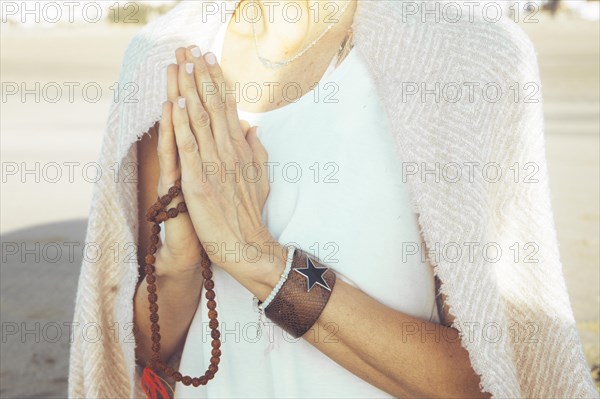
[143, 179, 221, 386]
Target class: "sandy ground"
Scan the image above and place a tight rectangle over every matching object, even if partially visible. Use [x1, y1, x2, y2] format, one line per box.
[1, 11, 599, 399]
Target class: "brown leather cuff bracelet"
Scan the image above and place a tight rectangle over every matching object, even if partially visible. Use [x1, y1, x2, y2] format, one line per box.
[262, 248, 337, 338]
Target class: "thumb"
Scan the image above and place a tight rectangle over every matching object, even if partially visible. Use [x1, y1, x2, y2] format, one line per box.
[246, 126, 267, 161]
[240, 120, 251, 135]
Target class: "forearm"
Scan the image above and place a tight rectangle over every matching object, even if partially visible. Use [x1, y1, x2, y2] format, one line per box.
[235, 246, 488, 399]
[133, 252, 204, 366]
[307, 279, 488, 398]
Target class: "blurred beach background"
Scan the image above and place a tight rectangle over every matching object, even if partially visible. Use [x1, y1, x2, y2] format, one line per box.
[1, 1, 599, 397]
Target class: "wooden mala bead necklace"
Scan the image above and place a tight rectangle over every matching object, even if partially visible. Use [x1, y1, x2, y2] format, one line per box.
[141, 179, 221, 399]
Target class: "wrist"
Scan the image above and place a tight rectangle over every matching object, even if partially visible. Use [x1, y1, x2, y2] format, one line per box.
[153, 247, 203, 282]
[225, 240, 288, 302]
[254, 242, 288, 292]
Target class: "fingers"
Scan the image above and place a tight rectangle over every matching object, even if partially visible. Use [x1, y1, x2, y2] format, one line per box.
[175, 47, 187, 64]
[159, 51, 203, 245]
[186, 48, 237, 159]
[159, 64, 180, 198]
[157, 101, 180, 196]
[171, 97, 204, 181]
[171, 46, 258, 189]
[157, 101, 191, 241]
[203, 50, 247, 147]
[177, 57, 218, 162]
[167, 64, 179, 102]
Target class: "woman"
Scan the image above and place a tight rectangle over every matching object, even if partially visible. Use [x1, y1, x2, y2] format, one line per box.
[68, 1, 597, 398]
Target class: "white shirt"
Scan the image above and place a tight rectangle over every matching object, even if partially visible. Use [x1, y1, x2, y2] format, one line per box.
[171, 13, 440, 399]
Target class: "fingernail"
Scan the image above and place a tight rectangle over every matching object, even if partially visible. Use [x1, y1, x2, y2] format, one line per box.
[185, 62, 194, 74]
[205, 52, 217, 65]
[256, 126, 262, 137]
[191, 46, 202, 58]
[177, 97, 186, 109]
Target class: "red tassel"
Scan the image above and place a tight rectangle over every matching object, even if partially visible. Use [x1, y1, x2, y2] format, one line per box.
[141, 367, 171, 399]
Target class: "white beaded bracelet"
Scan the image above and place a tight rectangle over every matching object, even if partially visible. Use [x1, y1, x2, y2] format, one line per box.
[253, 245, 297, 325]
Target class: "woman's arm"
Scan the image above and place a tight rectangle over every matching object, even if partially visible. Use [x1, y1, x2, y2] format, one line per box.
[238, 250, 489, 399]
[133, 124, 204, 366]
[133, 259, 203, 366]
[310, 275, 486, 399]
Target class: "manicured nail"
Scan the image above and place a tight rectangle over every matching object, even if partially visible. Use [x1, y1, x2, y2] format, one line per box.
[177, 97, 186, 109]
[191, 46, 202, 58]
[185, 62, 194, 74]
[205, 52, 217, 65]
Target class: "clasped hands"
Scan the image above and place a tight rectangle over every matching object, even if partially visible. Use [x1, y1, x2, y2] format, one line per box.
[155, 46, 285, 292]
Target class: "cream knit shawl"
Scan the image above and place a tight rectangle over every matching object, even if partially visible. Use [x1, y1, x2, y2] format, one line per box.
[68, 1, 597, 398]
